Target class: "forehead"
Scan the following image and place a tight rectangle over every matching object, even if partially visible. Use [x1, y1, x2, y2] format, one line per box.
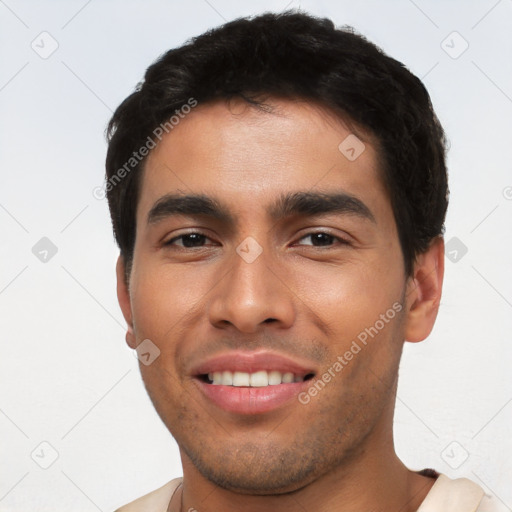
[138, 98, 388, 223]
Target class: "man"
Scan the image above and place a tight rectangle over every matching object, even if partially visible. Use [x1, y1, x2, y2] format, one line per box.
[106, 11, 497, 511]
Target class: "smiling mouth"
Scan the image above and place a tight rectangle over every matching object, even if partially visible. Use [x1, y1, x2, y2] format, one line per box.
[198, 370, 316, 387]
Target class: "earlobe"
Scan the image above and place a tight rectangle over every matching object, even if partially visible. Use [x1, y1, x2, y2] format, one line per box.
[116, 255, 136, 349]
[403, 237, 445, 343]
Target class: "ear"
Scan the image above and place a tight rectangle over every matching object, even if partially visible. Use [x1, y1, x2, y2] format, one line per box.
[403, 236, 445, 343]
[116, 255, 136, 349]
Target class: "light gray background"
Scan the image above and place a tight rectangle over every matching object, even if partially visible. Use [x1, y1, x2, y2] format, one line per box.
[1, 0, 511, 510]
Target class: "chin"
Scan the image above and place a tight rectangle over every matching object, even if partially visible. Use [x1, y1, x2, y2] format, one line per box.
[181, 439, 328, 495]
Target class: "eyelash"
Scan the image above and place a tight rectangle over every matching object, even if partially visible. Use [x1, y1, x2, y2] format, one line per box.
[163, 231, 351, 249]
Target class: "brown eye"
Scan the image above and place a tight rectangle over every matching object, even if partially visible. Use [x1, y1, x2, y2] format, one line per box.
[297, 231, 350, 247]
[164, 232, 212, 248]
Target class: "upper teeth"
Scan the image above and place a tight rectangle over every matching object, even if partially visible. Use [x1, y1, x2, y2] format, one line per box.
[207, 370, 304, 387]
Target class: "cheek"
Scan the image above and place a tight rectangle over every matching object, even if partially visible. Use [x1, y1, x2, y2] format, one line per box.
[130, 261, 211, 340]
[293, 256, 404, 345]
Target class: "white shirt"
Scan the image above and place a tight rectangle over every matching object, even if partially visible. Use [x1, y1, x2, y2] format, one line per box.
[114, 473, 501, 511]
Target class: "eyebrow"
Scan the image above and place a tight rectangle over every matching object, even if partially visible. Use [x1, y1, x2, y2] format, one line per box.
[147, 191, 376, 226]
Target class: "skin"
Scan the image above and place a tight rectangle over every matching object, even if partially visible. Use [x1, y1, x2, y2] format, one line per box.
[116, 98, 445, 512]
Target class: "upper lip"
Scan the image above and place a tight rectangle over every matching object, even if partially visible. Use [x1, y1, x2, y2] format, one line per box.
[191, 350, 317, 377]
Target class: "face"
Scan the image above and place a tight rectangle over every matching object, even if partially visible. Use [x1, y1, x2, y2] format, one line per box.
[117, 98, 439, 494]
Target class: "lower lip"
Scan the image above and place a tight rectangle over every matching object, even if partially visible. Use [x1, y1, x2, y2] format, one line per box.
[195, 379, 310, 414]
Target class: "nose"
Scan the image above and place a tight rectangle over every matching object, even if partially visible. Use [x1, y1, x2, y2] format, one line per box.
[207, 240, 296, 334]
